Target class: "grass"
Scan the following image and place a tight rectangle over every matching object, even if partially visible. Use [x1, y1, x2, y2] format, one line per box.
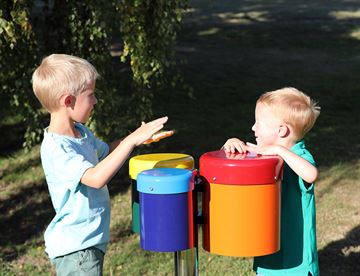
[1, 0, 360, 275]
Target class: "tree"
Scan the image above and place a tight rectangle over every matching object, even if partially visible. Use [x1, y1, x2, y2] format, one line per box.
[0, 0, 188, 147]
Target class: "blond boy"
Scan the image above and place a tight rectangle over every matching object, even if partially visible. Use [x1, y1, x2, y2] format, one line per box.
[223, 87, 320, 276]
[32, 54, 170, 275]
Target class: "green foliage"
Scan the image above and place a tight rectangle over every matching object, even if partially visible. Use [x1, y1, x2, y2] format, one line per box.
[0, 0, 188, 147]
[0, 1, 42, 148]
[42, 0, 127, 140]
[118, 0, 185, 88]
[116, 0, 188, 121]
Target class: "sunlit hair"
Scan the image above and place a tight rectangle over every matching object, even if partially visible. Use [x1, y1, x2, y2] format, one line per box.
[32, 54, 99, 112]
[257, 87, 321, 140]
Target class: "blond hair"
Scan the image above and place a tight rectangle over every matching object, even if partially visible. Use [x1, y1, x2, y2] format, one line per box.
[257, 87, 320, 140]
[32, 54, 99, 112]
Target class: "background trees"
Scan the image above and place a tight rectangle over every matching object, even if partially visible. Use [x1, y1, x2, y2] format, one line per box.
[0, 0, 188, 147]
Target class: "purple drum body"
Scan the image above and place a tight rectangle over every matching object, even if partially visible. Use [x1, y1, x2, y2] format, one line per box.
[137, 168, 195, 252]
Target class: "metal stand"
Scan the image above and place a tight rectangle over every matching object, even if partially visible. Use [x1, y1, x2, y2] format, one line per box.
[174, 172, 202, 276]
[175, 248, 198, 276]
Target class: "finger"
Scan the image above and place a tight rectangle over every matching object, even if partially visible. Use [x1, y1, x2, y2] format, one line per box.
[152, 130, 174, 141]
[234, 143, 245, 153]
[243, 144, 253, 152]
[244, 144, 260, 156]
[152, 124, 165, 134]
[149, 116, 168, 126]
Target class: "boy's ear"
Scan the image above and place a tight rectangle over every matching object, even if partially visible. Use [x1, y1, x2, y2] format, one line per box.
[278, 124, 290, 138]
[60, 94, 73, 107]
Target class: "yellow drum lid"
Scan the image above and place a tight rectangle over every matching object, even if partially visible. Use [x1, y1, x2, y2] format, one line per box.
[129, 153, 194, 180]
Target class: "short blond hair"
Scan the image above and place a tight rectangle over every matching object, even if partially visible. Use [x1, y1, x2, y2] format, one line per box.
[257, 87, 320, 140]
[32, 54, 99, 112]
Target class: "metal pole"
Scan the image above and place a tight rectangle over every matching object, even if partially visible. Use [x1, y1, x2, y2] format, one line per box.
[174, 171, 202, 276]
[175, 247, 198, 276]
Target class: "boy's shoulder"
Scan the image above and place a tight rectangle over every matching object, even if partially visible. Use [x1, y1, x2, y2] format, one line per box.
[291, 140, 316, 165]
[41, 123, 90, 153]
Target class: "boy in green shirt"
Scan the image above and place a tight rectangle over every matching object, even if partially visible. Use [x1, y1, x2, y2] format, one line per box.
[223, 87, 320, 276]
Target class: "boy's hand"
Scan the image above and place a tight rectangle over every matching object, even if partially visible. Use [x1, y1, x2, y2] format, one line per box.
[143, 130, 174, 144]
[222, 138, 247, 153]
[127, 116, 169, 146]
[225, 151, 247, 160]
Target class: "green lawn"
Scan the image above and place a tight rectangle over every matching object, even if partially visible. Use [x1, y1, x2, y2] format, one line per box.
[1, 0, 360, 275]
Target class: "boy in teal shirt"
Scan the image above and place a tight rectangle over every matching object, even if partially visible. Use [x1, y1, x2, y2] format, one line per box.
[32, 54, 171, 275]
[223, 87, 320, 276]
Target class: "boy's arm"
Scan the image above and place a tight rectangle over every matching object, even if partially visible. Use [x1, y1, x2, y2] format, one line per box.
[81, 116, 168, 189]
[108, 130, 174, 152]
[245, 143, 318, 184]
[109, 139, 123, 153]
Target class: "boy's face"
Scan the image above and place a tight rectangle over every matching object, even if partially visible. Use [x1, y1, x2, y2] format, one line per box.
[251, 103, 283, 146]
[70, 81, 97, 123]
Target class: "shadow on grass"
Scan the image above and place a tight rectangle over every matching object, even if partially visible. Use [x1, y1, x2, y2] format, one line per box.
[0, 154, 41, 180]
[319, 225, 360, 275]
[110, 228, 134, 244]
[0, 180, 53, 262]
[0, 166, 132, 262]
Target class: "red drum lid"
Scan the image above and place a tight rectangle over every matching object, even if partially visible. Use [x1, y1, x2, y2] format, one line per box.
[199, 150, 283, 185]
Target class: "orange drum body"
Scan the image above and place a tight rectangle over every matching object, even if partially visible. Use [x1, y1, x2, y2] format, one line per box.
[200, 151, 283, 257]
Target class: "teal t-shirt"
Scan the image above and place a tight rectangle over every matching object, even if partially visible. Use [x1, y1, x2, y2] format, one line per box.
[41, 123, 110, 259]
[254, 140, 319, 276]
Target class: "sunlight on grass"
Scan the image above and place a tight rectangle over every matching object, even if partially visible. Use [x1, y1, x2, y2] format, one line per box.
[329, 10, 360, 20]
[183, 7, 196, 14]
[0, 146, 43, 200]
[217, 11, 270, 24]
[316, 160, 360, 247]
[198, 27, 220, 36]
[329, 10, 360, 41]
[348, 28, 360, 41]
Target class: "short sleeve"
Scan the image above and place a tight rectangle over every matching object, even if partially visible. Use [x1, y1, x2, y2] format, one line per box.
[51, 143, 94, 191]
[80, 125, 109, 161]
[297, 149, 316, 192]
[94, 137, 109, 161]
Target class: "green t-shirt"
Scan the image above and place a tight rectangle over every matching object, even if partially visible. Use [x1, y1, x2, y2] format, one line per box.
[253, 140, 319, 276]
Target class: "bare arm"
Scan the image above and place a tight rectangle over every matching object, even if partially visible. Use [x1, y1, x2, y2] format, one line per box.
[109, 138, 123, 153]
[81, 116, 169, 189]
[245, 143, 318, 184]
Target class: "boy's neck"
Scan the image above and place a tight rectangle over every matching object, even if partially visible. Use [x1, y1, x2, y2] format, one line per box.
[48, 112, 81, 138]
[278, 137, 297, 149]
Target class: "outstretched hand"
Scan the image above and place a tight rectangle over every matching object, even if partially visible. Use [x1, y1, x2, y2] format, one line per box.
[127, 116, 169, 146]
[143, 129, 174, 144]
